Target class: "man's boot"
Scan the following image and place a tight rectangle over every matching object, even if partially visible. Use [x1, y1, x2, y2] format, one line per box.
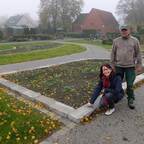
[128, 99, 135, 109]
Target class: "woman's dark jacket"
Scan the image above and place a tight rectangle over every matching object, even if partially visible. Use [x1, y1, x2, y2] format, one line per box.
[90, 74, 124, 104]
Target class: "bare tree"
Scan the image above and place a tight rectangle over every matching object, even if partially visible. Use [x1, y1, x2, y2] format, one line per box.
[0, 16, 8, 28]
[116, 0, 144, 29]
[39, 0, 53, 32]
[39, 0, 83, 33]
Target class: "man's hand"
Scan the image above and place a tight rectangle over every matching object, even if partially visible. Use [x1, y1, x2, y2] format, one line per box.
[111, 65, 116, 72]
[136, 65, 142, 73]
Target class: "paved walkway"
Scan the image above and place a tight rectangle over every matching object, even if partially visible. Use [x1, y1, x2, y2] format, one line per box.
[0, 42, 110, 74]
[50, 85, 144, 144]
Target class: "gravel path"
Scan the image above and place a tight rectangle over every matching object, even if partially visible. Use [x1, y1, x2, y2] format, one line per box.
[53, 85, 144, 144]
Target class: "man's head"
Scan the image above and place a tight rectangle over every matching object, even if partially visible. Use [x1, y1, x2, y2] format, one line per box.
[119, 25, 130, 38]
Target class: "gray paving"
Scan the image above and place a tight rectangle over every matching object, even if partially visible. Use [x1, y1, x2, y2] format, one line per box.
[50, 85, 144, 144]
[0, 42, 110, 74]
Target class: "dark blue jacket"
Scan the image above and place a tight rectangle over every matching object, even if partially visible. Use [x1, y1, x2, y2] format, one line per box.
[90, 74, 124, 104]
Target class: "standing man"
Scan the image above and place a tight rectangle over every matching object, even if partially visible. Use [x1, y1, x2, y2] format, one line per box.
[111, 25, 142, 109]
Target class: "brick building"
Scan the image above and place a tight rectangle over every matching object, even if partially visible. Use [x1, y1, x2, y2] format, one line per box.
[72, 8, 119, 36]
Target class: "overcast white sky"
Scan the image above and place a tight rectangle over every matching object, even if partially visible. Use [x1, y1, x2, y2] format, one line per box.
[0, 0, 120, 20]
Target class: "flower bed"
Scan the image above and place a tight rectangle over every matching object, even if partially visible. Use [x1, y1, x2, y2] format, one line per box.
[3, 60, 109, 108]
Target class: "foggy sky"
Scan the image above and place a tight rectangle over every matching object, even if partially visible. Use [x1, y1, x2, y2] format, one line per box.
[0, 0, 120, 19]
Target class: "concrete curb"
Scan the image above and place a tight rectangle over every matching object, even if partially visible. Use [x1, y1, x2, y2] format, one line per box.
[0, 78, 75, 118]
[1, 73, 144, 123]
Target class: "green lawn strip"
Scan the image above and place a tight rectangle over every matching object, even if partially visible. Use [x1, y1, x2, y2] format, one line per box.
[2, 59, 108, 108]
[0, 41, 59, 51]
[0, 42, 62, 55]
[0, 88, 62, 144]
[0, 44, 86, 65]
[69, 39, 144, 52]
[68, 39, 112, 50]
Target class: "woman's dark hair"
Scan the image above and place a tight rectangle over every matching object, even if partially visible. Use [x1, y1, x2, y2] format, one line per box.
[99, 63, 115, 79]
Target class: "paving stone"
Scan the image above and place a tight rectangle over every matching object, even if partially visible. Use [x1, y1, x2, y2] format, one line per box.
[36, 95, 75, 118]
[68, 96, 102, 123]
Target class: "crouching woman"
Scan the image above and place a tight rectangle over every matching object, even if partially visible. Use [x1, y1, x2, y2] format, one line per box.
[88, 64, 124, 115]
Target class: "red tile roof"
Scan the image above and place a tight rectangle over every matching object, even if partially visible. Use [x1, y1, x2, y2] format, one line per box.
[73, 8, 119, 34]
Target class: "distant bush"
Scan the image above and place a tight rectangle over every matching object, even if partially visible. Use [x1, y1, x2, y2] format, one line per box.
[102, 39, 113, 45]
[83, 29, 97, 34]
[137, 26, 144, 34]
[101, 32, 120, 45]
[131, 32, 144, 44]
[132, 32, 140, 41]
[8, 34, 54, 42]
[106, 32, 120, 40]
[29, 34, 54, 40]
[0, 30, 3, 40]
[83, 29, 101, 39]
[65, 31, 101, 39]
[65, 32, 87, 38]
[139, 34, 144, 44]
[8, 36, 28, 42]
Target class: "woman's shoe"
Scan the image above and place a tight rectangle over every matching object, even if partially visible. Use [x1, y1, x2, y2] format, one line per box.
[87, 102, 94, 108]
[105, 108, 115, 115]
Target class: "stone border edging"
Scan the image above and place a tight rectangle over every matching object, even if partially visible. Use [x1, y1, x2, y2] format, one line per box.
[0, 73, 144, 123]
[0, 78, 75, 116]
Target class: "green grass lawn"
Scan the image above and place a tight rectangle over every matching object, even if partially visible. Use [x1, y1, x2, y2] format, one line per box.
[0, 41, 60, 51]
[0, 42, 62, 55]
[0, 88, 62, 144]
[0, 44, 86, 65]
[68, 39, 144, 55]
[68, 39, 112, 50]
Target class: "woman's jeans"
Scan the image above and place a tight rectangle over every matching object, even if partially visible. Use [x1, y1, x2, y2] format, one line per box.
[99, 92, 123, 109]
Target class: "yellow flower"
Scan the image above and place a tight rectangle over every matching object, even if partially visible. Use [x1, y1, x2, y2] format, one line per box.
[31, 136, 35, 140]
[0, 88, 6, 93]
[12, 127, 18, 133]
[34, 139, 38, 144]
[44, 129, 48, 133]
[24, 136, 27, 140]
[10, 121, 15, 127]
[0, 122, 4, 126]
[16, 137, 20, 141]
[31, 126, 35, 130]
[0, 112, 3, 116]
[52, 124, 56, 128]
[29, 129, 32, 134]
[6, 135, 10, 140]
